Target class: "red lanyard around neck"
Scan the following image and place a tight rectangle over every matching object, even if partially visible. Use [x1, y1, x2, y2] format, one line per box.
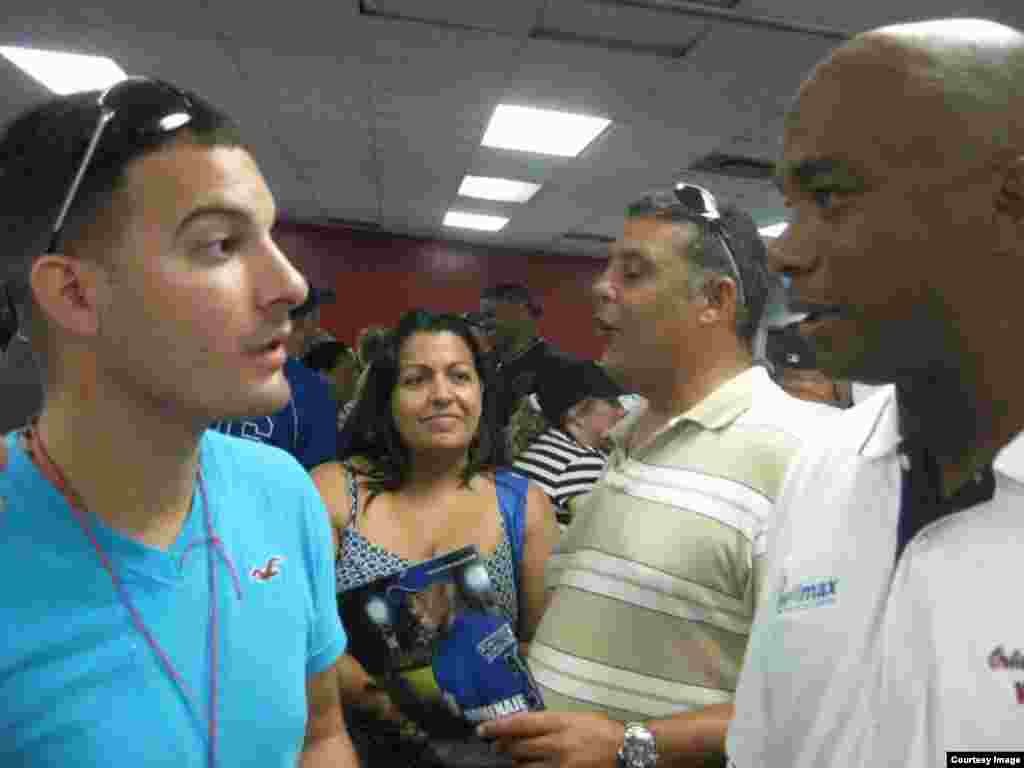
[24, 423, 242, 768]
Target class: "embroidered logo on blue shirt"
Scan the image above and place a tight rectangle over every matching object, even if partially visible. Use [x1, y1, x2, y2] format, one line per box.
[777, 577, 839, 613]
[250, 555, 285, 582]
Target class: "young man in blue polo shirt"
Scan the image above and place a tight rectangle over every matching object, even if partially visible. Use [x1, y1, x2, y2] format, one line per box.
[0, 79, 356, 767]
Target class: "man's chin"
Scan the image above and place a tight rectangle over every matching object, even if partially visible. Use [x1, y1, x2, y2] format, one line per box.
[598, 355, 631, 390]
[217, 383, 292, 422]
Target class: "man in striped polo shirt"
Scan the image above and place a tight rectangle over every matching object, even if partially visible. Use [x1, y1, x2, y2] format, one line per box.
[514, 357, 626, 528]
[480, 186, 834, 766]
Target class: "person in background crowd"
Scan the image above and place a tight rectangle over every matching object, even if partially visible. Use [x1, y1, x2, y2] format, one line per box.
[335, 324, 394, 456]
[776, 365, 852, 407]
[314, 309, 559, 766]
[303, 339, 361, 423]
[212, 287, 338, 472]
[481, 185, 834, 767]
[756, 254, 851, 408]
[0, 281, 43, 433]
[308, 327, 338, 350]
[505, 396, 551, 462]
[462, 310, 499, 387]
[461, 310, 497, 357]
[728, 18, 1024, 766]
[764, 324, 852, 407]
[290, 285, 336, 359]
[0, 78, 354, 766]
[514, 358, 626, 529]
[355, 324, 393, 370]
[479, 283, 571, 432]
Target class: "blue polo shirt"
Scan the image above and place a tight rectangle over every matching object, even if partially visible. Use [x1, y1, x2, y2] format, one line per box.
[212, 358, 338, 470]
[0, 429, 346, 767]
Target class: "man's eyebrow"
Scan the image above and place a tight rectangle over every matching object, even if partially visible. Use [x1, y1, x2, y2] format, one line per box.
[774, 157, 863, 193]
[609, 245, 649, 262]
[175, 205, 252, 238]
[399, 362, 473, 371]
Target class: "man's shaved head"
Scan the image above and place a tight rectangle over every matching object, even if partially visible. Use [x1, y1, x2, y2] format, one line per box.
[788, 19, 1024, 173]
[772, 18, 1024, 457]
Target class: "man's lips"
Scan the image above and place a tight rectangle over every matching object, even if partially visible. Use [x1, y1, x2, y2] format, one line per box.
[788, 299, 844, 320]
[246, 327, 292, 354]
[791, 303, 847, 337]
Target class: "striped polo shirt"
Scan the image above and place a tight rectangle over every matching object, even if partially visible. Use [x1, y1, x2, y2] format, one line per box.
[527, 366, 834, 719]
[514, 428, 607, 524]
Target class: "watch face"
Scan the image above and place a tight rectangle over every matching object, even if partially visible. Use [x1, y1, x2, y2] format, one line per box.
[619, 726, 657, 768]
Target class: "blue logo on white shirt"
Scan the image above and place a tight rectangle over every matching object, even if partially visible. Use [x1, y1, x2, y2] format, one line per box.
[777, 577, 839, 612]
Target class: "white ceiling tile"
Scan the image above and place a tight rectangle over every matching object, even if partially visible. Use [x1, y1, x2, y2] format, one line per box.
[0, 1, 211, 43]
[539, 0, 711, 53]
[207, 0, 364, 54]
[504, 34, 748, 139]
[3, 0, 1020, 254]
[737, 0, 1024, 35]
[363, 0, 545, 35]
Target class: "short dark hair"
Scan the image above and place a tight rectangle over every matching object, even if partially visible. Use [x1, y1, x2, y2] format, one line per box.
[0, 85, 245, 288]
[303, 340, 357, 373]
[356, 325, 394, 367]
[341, 309, 507, 492]
[626, 199, 770, 345]
[481, 282, 542, 318]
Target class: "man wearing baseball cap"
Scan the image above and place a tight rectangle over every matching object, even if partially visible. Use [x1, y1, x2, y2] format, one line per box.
[514, 358, 625, 527]
[480, 283, 572, 431]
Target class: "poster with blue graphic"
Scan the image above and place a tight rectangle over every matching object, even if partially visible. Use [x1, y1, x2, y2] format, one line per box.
[339, 545, 544, 736]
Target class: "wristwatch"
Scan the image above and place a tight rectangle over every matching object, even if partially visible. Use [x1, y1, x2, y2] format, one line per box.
[617, 722, 658, 768]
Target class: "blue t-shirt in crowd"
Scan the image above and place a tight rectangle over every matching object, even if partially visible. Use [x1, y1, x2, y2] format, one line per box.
[0, 429, 346, 767]
[212, 358, 337, 470]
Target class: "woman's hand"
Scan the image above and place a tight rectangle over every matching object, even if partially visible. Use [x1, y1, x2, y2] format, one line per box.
[360, 685, 404, 724]
[360, 685, 434, 744]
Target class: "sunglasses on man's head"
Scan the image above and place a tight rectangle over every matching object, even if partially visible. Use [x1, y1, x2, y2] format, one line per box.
[629, 182, 746, 308]
[48, 77, 202, 255]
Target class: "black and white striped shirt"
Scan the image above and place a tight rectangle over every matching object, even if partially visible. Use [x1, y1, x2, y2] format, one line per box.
[514, 428, 607, 524]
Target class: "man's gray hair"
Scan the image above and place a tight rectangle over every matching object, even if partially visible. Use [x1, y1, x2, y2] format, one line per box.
[627, 198, 771, 346]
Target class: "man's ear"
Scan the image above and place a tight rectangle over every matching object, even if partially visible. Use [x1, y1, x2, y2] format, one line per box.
[698, 277, 741, 326]
[697, 280, 723, 325]
[29, 254, 107, 339]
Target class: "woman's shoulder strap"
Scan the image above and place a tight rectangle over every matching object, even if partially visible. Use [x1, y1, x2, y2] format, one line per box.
[494, 469, 530, 562]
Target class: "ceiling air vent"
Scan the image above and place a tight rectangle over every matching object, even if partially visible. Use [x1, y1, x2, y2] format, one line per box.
[562, 232, 616, 244]
[605, 0, 742, 9]
[688, 152, 775, 180]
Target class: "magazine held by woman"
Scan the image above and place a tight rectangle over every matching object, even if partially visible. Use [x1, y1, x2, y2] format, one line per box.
[338, 544, 545, 737]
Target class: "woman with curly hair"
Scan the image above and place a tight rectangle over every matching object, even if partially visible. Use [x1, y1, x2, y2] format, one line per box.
[314, 309, 559, 766]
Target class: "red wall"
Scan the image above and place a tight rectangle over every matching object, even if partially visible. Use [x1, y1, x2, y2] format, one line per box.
[272, 220, 606, 360]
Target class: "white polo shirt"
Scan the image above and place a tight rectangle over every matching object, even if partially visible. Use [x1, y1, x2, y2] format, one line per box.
[727, 385, 1024, 767]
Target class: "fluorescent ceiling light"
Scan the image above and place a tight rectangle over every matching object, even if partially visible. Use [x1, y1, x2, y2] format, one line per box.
[458, 175, 541, 203]
[481, 104, 611, 158]
[759, 222, 789, 238]
[0, 47, 126, 95]
[443, 211, 509, 232]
